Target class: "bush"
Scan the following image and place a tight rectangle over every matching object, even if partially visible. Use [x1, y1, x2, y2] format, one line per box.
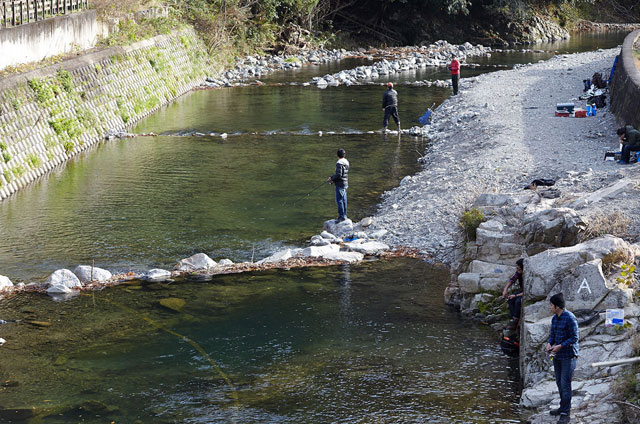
[459, 208, 485, 241]
[57, 69, 74, 93]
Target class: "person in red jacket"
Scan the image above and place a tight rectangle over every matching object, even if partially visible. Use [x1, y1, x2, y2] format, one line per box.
[448, 55, 460, 95]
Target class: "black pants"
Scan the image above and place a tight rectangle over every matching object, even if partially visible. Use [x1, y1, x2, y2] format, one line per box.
[621, 143, 640, 163]
[383, 106, 400, 129]
[452, 74, 459, 95]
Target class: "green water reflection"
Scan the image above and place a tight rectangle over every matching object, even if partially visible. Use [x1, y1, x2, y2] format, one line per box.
[0, 258, 520, 423]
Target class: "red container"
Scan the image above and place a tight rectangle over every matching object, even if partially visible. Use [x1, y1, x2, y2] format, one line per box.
[555, 111, 570, 117]
[574, 109, 587, 118]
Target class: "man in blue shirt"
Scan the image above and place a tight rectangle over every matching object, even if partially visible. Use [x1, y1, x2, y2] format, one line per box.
[545, 292, 579, 424]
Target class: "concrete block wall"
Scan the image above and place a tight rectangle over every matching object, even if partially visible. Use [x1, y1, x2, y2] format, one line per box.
[610, 29, 640, 129]
[0, 10, 98, 71]
[0, 29, 210, 200]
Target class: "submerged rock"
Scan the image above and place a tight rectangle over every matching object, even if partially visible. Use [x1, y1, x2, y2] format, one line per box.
[46, 269, 82, 293]
[73, 265, 112, 283]
[175, 253, 217, 272]
[159, 297, 186, 312]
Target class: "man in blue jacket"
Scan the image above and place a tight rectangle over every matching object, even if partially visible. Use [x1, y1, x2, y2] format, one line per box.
[546, 293, 579, 424]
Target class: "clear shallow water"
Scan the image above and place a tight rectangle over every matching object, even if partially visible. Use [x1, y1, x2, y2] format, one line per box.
[0, 31, 628, 281]
[0, 258, 521, 423]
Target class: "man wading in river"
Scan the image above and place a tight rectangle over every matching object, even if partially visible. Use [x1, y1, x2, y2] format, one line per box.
[327, 149, 349, 222]
[382, 82, 400, 132]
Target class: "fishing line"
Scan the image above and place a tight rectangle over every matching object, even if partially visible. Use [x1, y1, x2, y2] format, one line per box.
[83, 293, 240, 420]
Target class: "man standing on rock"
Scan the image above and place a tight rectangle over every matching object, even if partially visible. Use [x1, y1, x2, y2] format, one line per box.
[448, 54, 460, 95]
[546, 293, 579, 424]
[382, 82, 400, 132]
[327, 148, 349, 223]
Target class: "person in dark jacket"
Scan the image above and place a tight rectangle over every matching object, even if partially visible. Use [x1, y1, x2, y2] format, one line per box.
[616, 125, 640, 164]
[502, 258, 524, 329]
[546, 293, 579, 424]
[327, 148, 349, 222]
[382, 82, 400, 132]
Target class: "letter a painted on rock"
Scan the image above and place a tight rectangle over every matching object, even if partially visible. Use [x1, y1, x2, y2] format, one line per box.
[577, 278, 592, 295]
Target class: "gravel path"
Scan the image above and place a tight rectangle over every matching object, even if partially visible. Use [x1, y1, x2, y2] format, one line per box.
[372, 47, 639, 262]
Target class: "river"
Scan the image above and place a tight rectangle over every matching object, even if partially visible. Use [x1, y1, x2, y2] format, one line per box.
[0, 31, 628, 423]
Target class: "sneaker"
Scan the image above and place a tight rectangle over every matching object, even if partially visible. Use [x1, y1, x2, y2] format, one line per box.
[335, 217, 347, 223]
[550, 408, 561, 416]
[557, 414, 570, 424]
[617, 160, 630, 165]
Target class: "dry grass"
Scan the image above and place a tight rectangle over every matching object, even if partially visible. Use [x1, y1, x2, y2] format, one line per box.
[601, 248, 635, 275]
[579, 211, 632, 242]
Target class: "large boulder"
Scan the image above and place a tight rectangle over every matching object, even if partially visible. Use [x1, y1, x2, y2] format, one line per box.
[175, 253, 217, 272]
[520, 207, 586, 249]
[73, 265, 112, 283]
[0, 275, 13, 291]
[46, 269, 82, 293]
[524, 236, 634, 300]
[323, 218, 354, 237]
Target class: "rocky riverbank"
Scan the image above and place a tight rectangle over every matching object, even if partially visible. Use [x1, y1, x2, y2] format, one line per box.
[365, 41, 640, 421]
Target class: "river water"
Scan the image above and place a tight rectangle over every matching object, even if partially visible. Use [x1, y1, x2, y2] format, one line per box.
[0, 31, 628, 423]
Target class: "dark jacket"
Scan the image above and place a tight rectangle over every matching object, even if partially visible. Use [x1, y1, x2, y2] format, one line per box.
[623, 125, 640, 147]
[382, 89, 398, 109]
[331, 158, 349, 189]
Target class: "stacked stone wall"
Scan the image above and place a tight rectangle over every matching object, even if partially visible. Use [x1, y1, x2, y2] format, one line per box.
[0, 29, 210, 200]
[610, 29, 640, 129]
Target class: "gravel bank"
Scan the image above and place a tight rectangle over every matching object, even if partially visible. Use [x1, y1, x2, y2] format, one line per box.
[371, 47, 636, 262]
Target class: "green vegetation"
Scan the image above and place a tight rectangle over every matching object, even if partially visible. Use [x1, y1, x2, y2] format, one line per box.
[11, 165, 26, 178]
[3, 170, 11, 183]
[26, 153, 42, 169]
[57, 69, 74, 93]
[459, 208, 485, 241]
[2, 151, 11, 163]
[62, 140, 75, 153]
[28, 78, 55, 104]
[48, 116, 80, 139]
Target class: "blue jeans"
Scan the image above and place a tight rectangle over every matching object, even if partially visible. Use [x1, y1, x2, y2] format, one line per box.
[335, 187, 347, 220]
[508, 292, 522, 319]
[621, 144, 640, 163]
[554, 357, 577, 415]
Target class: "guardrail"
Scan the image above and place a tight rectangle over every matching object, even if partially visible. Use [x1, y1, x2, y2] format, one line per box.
[1, 0, 89, 28]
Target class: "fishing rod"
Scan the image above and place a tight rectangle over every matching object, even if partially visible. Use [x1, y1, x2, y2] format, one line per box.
[283, 180, 329, 207]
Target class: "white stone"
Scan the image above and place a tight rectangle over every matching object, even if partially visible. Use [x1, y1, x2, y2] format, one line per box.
[175, 253, 217, 272]
[0, 275, 13, 290]
[46, 269, 81, 293]
[321, 251, 364, 263]
[368, 229, 388, 239]
[300, 244, 340, 257]
[520, 379, 557, 408]
[257, 249, 293, 264]
[218, 259, 234, 266]
[140, 268, 170, 282]
[469, 260, 516, 276]
[343, 241, 389, 255]
[73, 265, 112, 283]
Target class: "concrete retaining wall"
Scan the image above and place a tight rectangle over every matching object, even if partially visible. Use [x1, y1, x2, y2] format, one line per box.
[0, 29, 210, 200]
[610, 29, 640, 129]
[0, 10, 98, 70]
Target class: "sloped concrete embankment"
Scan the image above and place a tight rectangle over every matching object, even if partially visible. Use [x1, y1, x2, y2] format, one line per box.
[610, 29, 640, 129]
[0, 29, 210, 200]
[446, 179, 640, 423]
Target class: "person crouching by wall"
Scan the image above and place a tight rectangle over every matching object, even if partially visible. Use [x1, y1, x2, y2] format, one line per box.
[616, 125, 640, 164]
